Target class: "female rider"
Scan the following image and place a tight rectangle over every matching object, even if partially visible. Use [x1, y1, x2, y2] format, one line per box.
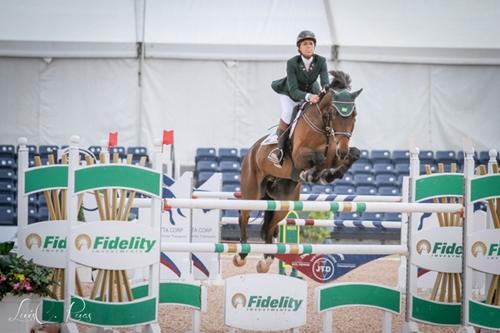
[268, 30, 329, 165]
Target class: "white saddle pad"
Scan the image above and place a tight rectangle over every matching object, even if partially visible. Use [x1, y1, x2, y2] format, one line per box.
[260, 110, 303, 146]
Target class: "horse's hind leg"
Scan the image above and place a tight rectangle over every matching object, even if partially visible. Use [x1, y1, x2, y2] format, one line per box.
[233, 209, 250, 267]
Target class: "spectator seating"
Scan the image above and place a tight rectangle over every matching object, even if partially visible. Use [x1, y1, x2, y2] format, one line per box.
[311, 185, 333, 194]
[109, 146, 126, 159]
[219, 161, 240, 172]
[218, 148, 239, 162]
[371, 150, 391, 164]
[0, 145, 16, 158]
[392, 150, 409, 164]
[38, 145, 59, 158]
[196, 148, 217, 162]
[419, 150, 434, 165]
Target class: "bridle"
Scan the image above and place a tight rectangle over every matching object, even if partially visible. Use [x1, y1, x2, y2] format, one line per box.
[300, 90, 356, 158]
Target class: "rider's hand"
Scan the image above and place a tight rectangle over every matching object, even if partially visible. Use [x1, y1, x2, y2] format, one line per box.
[310, 94, 319, 104]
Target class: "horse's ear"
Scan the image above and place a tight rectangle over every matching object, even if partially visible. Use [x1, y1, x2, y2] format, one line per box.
[319, 90, 333, 110]
[351, 88, 363, 99]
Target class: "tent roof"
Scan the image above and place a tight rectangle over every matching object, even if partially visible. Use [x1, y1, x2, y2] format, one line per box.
[1, 0, 499, 64]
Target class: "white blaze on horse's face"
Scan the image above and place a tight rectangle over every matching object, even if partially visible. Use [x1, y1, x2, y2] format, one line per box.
[331, 89, 362, 160]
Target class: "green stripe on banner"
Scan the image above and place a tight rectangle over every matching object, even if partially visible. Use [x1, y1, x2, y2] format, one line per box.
[159, 282, 201, 309]
[277, 243, 286, 254]
[25, 165, 68, 194]
[469, 300, 500, 329]
[411, 296, 460, 325]
[267, 200, 277, 211]
[303, 244, 313, 253]
[415, 174, 463, 201]
[215, 244, 224, 253]
[241, 244, 251, 253]
[293, 201, 304, 211]
[356, 202, 367, 212]
[70, 295, 156, 326]
[75, 165, 161, 197]
[471, 174, 500, 202]
[41, 298, 64, 323]
[319, 283, 400, 313]
[330, 202, 339, 212]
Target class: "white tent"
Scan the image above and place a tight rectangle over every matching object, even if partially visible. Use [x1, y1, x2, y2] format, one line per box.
[1, 0, 499, 164]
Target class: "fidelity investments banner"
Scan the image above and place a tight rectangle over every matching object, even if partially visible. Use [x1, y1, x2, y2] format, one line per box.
[225, 274, 307, 331]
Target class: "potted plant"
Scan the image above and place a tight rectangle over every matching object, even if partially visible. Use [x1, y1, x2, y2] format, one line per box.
[0, 241, 55, 333]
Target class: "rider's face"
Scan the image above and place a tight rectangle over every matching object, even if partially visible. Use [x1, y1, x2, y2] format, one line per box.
[299, 40, 315, 59]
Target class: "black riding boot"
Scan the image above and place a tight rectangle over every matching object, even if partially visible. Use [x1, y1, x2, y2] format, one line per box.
[268, 128, 287, 165]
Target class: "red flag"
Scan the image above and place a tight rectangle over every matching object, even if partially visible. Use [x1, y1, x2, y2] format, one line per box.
[108, 132, 118, 148]
[162, 130, 174, 145]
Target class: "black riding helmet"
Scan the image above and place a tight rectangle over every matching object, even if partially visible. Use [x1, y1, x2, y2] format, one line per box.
[296, 30, 316, 46]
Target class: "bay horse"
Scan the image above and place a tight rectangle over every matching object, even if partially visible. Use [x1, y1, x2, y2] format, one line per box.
[236, 70, 362, 272]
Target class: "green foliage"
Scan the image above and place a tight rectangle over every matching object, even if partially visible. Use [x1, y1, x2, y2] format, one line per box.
[0, 242, 55, 301]
[299, 211, 333, 242]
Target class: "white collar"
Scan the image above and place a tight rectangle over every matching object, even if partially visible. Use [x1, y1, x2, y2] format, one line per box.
[301, 55, 313, 67]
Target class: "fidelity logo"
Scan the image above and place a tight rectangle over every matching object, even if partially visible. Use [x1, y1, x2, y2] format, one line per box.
[416, 239, 462, 257]
[471, 241, 499, 258]
[74, 234, 156, 253]
[230, 293, 303, 312]
[25, 233, 66, 252]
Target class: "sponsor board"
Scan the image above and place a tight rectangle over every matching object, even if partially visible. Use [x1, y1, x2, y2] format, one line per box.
[468, 229, 500, 275]
[19, 221, 69, 268]
[412, 227, 462, 273]
[276, 253, 382, 283]
[225, 274, 307, 331]
[70, 221, 159, 269]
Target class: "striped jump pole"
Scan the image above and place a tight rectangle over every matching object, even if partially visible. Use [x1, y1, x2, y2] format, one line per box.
[192, 191, 402, 202]
[165, 198, 463, 214]
[220, 217, 402, 229]
[160, 242, 408, 256]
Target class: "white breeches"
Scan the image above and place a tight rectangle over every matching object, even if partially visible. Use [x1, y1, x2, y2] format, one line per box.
[279, 95, 298, 124]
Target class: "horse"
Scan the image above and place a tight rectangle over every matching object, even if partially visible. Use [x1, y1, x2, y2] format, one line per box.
[235, 70, 363, 272]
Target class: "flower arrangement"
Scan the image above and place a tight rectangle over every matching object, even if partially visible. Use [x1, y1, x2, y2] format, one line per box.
[0, 241, 55, 301]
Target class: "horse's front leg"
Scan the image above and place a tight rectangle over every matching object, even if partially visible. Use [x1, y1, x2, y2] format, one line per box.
[318, 147, 361, 184]
[293, 148, 326, 183]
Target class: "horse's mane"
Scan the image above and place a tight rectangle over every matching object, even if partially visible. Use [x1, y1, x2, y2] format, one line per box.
[329, 70, 351, 90]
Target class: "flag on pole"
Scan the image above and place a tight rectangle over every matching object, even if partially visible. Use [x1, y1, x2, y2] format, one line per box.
[162, 130, 174, 145]
[108, 132, 118, 148]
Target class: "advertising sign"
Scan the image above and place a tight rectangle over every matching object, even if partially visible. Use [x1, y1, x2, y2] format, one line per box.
[468, 229, 500, 275]
[412, 226, 462, 273]
[225, 274, 307, 331]
[19, 220, 68, 268]
[276, 253, 382, 283]
[71, 221, 159, 269]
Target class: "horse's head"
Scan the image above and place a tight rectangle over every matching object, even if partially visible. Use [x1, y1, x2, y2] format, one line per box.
[320, 70, 362, 160]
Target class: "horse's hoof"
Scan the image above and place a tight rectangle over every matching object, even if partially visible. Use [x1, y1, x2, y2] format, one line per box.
[233, 254, 246, 267]
[256, 259, 270, 273]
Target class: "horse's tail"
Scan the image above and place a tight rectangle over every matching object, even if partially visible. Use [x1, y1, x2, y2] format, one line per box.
[329, 70, 352, 90]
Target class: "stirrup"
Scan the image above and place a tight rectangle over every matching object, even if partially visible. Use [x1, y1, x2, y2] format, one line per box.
[267, 148, 283, 165]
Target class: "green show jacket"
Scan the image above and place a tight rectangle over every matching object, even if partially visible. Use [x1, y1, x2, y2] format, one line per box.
[271, 54, 329, 102]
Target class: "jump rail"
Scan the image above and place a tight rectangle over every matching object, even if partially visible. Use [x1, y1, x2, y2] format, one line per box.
[192, 191, 402, 202]
[160, 242, 408, 255]
[165, 198, 463, 214]
[220, 217, 402, 229]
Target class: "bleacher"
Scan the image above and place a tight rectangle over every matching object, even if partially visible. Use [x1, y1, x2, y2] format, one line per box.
[0, 144, 150, 226]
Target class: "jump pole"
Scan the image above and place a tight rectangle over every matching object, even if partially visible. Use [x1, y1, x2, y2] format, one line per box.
[164, 198, 463, 214]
